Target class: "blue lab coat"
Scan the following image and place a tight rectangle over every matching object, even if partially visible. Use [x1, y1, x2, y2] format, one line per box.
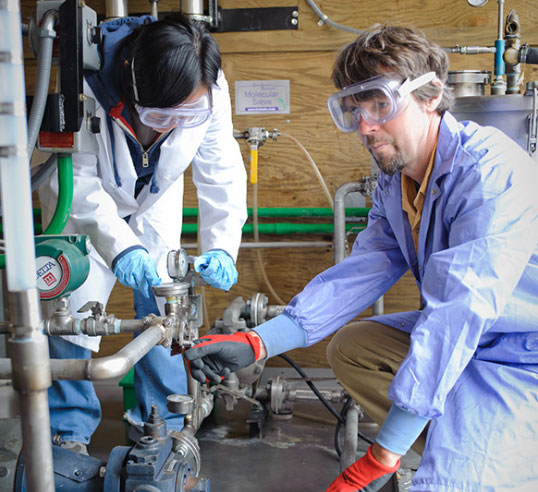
[285, 112, 538, 491]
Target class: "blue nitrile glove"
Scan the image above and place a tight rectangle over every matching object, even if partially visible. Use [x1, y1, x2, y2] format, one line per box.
[112, 248, 162, 298]
[193, 249, 238, 291]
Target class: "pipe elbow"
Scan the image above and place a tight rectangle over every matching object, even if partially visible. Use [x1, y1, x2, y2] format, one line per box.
[86, 355, 131, 380]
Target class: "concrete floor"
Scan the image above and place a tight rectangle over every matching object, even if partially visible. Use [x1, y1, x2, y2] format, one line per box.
[0, 366, 419, 491]
[88, 367, 420, 492]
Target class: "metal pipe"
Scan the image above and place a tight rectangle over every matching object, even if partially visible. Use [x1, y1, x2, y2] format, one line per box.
[6, 290, 54, 492]
[182, 241, 332, 250]
[334, 182, 366, 264]
[0, 324, 165, 380]
[181, 0, 204, 15]
[340, 404, 360, 472]
[183, 207, 370, 218]
[105, 0, 128, 19]
[334, 182, 384, 315]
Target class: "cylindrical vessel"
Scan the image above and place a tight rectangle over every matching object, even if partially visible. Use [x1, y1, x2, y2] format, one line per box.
[447, 70, 491, 97]
[451, 91, 538, 162]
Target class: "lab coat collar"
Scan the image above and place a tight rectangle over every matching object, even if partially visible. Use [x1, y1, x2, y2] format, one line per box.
[431, 111, 461, 182]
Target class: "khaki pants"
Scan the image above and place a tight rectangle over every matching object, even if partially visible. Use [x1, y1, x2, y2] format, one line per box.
[326, 320, 426, 454]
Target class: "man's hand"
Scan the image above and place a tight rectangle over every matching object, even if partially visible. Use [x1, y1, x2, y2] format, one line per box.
[183, 332, 263, 383]
[326, 445, 400, 492]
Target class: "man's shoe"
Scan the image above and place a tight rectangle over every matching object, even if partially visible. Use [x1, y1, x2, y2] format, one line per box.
[59, 440, 89, 456]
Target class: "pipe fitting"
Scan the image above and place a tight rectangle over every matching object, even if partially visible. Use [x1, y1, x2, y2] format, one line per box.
[38, 10, 58, 39]
[8, 289, 43, 337]
[7, 334, 52, 391]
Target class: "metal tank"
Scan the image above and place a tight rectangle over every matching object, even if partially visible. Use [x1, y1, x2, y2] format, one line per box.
[449, 71, 538, 162]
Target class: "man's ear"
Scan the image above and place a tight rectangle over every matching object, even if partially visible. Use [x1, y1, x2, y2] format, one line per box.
[424, 80, 443, 113]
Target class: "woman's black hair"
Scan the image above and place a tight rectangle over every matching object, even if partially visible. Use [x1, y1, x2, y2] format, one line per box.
[118, 13, 221, 108]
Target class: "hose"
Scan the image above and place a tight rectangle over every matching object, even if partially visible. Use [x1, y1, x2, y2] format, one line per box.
[27, 11, 57, 157]
[277, 353, 375, 453]
[253, 182, 286, 305]
[43, 154, 73, 234]
[278, 132, 334, 211]
[305, 0, 363, 35]
[279, 353, 344, 424]
[247, 132, 334, 303]
[31, 153, 57, 191]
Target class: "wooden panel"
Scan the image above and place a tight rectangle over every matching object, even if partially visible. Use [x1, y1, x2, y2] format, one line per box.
[21, 0, 537, 365]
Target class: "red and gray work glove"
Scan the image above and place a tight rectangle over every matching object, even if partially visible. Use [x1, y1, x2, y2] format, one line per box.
[326, 445, 400, 492]
[183, 332, 261, 384]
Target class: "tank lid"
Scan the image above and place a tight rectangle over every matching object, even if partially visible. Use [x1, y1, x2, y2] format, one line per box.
[448, 70, 491, 84]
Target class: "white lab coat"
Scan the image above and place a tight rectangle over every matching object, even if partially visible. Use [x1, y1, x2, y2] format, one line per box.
[39, 72, 247, 351]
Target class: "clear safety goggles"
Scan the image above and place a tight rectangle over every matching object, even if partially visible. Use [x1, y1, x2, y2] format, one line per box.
[327, 72, 437, 132]
[131, 58, 212, 130]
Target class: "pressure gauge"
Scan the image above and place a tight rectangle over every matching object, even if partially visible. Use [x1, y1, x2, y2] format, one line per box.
[167, 249, 190, 281]
[467, 0, 488, 7]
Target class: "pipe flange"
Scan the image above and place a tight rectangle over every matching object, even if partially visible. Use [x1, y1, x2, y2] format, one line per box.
[153, 282, 190, 298]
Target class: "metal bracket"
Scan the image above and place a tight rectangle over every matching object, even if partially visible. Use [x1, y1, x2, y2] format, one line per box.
[214, 6, 299, 32]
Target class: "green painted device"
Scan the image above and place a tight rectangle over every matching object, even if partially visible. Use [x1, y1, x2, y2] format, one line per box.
[35, 235, 91, 300]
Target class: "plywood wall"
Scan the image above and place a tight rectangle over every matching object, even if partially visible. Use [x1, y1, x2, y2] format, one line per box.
[21, 0, 538, 366]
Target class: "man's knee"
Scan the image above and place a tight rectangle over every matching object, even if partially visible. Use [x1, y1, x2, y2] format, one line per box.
[326, 323, 358, 370]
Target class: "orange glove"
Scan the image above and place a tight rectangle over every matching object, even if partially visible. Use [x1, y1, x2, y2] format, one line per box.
[326, 445, 400, 492]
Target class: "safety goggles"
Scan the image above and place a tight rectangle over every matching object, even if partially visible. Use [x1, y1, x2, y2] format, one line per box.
[131, 58, 212, 130]
[327, 72, 437, 132]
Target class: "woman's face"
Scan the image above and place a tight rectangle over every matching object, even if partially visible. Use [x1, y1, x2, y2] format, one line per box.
[137, 86, 211, 133]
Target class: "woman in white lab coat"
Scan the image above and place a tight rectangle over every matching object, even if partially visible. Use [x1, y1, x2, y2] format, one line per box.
[39, 13, 247, 453]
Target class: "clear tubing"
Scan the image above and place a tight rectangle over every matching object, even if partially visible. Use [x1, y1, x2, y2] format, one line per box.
[253, 182, 286, 305]
[0, 4, 37, 291]
[279, 132, 334, 211]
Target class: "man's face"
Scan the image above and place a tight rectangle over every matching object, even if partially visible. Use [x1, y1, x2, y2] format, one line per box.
[356, 94, 430, 176]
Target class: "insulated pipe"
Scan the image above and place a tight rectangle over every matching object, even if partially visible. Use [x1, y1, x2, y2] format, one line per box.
[0, 1, 54, 489]
[27, 11, 57, 157]
[0, 323, 166, 380]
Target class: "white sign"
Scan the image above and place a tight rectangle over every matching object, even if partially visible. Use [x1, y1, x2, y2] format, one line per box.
[36, 255, 62, 292]
[235, 80, 290, 115]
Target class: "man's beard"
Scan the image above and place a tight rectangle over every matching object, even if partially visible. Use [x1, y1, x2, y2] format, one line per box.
[367, 136, 406, 176]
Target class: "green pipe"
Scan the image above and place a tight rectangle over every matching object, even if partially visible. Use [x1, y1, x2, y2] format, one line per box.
[182, 207, 371, 218]
[0, 154, 73, 269]
[181, 222, 366, 235]
[43, 154, 73, 234]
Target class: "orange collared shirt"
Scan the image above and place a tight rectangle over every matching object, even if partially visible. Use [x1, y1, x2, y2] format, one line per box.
[401, 145, 437, 251]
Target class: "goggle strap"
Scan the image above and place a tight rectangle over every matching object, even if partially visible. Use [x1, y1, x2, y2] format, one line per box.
[398, 71, 437, 98]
